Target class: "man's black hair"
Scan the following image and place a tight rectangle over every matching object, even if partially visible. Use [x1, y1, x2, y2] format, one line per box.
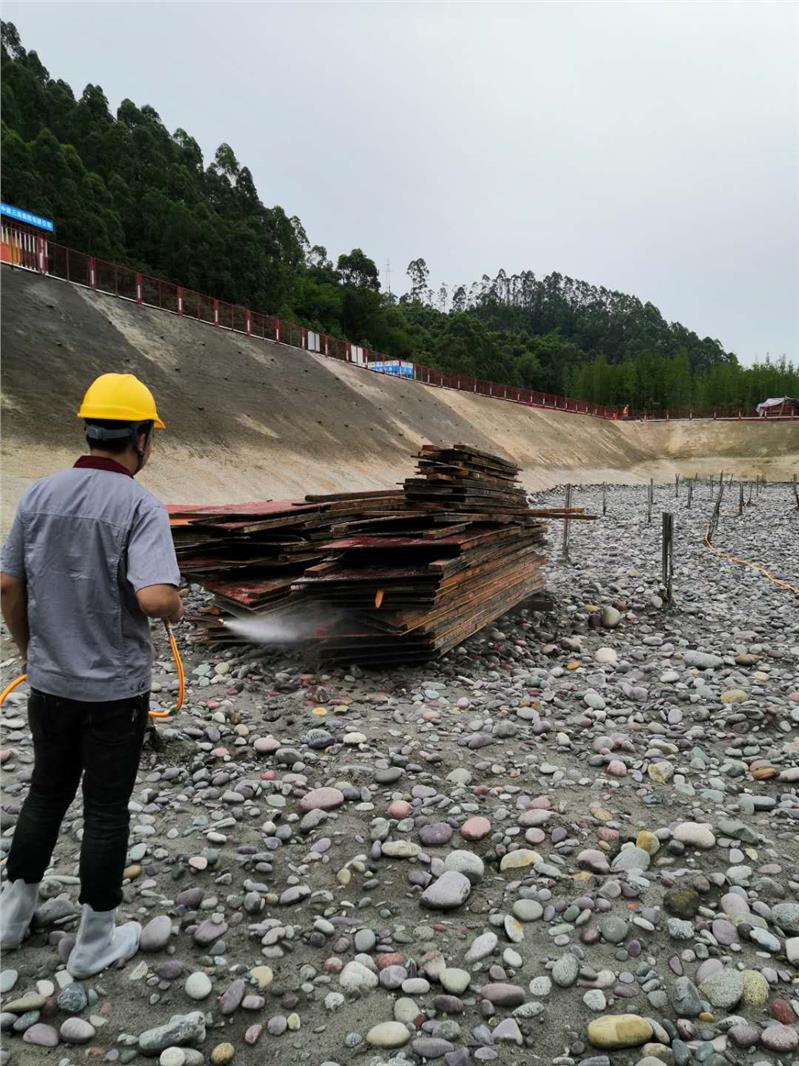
[85, 419, 153, 455]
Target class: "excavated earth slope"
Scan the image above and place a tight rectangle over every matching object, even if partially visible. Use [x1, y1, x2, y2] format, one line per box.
[2, 267, 797, 526]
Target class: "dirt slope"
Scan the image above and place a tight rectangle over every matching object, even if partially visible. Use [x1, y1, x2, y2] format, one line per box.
[2, 268, 797, 526]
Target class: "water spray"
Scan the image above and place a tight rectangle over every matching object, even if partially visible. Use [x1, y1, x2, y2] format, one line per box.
[217, 606, 345, 646]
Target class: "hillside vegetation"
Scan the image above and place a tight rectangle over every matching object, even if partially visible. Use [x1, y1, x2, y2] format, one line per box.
[2, 21, 797, 412]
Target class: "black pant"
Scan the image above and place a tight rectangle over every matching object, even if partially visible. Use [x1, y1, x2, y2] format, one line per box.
[6, 689, 148, 912]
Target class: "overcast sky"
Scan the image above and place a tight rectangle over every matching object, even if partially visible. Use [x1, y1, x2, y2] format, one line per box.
[5, 2, 798, 364]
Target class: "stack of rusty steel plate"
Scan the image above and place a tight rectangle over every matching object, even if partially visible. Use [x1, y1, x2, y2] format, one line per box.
[169, 445, 592, 662]
[293, 446, 552, 663]
[168, 493, 408, 629]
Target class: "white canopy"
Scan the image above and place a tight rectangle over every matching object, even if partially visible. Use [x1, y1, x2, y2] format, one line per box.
[756, 396, 796, 414]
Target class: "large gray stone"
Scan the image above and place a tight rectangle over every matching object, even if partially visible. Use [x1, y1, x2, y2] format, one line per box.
[139, 915, 173, 952]
[420, 871, 471, 910]
[771, 902, 799, 934]
[551, 953, 580, 988]
[138, 1013, 206, 1055]
[611, 847, 651, 872]
[683, 650, 723, 670]
[699, 968, 743, 1009]
[670, 976, 703, 1017]
[443, 850, 484, 884]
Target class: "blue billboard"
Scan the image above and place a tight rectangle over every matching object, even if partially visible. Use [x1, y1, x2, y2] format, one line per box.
[0, 203, 55, 233]
[369, 361, 414, 379]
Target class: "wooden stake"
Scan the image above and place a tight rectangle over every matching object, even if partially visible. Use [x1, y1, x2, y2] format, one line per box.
[661, 512, 673, 604]
[561, 484, 572, 561]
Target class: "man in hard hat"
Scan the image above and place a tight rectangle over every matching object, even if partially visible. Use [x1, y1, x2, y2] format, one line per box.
[0, 374, 182, 977]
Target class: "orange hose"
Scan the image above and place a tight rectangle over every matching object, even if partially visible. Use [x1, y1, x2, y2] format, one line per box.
[0, 621, 185, 717]
[0, 674, 27, 704]
[148, 623, 185, 718]
[703, 524, 799, 596]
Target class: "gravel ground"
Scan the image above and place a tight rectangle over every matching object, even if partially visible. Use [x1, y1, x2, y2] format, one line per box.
[1, 480, 797, 1066]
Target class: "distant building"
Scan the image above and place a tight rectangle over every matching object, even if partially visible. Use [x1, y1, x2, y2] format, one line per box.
[0, 202, 54, 271]
[755, 396, 799, 417]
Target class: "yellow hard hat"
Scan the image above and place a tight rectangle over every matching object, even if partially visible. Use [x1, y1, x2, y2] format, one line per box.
[78, 373, 165, 428]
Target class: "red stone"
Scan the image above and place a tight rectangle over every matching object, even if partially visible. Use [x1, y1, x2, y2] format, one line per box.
[771, 1000, 796, 1024]
[387, 801, 412, 820]
[460, 816, 491, 840]
[377, 953, 406, 970]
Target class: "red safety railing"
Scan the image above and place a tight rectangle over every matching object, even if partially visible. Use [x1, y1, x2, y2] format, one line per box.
[2, 221, 796, 423]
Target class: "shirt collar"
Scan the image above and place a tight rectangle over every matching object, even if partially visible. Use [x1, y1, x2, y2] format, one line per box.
[74, 455, 135, 479]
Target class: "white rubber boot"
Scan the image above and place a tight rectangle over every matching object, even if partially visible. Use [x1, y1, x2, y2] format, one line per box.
[67, 905, 141, 978]
[0, 879, 40, 950]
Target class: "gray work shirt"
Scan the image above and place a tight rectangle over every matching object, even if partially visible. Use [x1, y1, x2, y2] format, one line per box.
[1, 459, 181, 702]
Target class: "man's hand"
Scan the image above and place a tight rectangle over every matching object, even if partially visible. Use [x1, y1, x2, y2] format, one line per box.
[136, 584, 184, 624]
[1, 572, 29, 663]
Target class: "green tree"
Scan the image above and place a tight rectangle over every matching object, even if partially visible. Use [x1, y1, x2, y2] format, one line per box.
[336, 249, 380, 291]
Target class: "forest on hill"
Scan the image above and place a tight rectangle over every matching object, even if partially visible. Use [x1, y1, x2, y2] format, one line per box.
[2, 22, 797, 412]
